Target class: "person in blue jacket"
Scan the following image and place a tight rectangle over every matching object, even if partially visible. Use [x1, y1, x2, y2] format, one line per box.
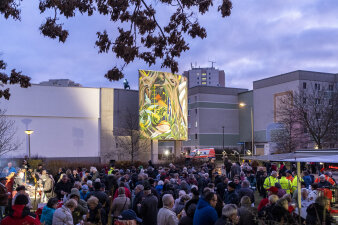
[40, 198, 58, 225]
[193, 190, 218, 225]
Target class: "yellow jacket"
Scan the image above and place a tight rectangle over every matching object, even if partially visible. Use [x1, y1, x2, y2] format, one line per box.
[263, 176, 279, 190]
[291, 175, 304, 192]
[279, 176, 292, 194]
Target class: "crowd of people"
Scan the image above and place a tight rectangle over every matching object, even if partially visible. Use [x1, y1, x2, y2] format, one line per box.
[0, 158, 336, 225]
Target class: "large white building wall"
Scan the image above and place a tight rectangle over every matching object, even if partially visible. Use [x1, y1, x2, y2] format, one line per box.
[253, 80, 300, 141]
[0, 85, 100, 158]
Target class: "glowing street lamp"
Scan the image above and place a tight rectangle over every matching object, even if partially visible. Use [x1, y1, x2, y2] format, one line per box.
[25, 130, 34, 158]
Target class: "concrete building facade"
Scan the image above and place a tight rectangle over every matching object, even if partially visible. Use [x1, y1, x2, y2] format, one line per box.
[183, 86, 247, 152]
[183, 67, 225, 88]
[253, 70, 338, 154]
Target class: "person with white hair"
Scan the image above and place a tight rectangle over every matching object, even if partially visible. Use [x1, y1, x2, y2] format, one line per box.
[263, 171, 278, 190]
[173, 190, 186, 212]
[214, 204, 239, 225]
[317, 174, 332, 188]
[157, 194, 179, 225]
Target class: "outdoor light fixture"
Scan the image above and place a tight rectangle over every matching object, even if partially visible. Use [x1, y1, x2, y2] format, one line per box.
[25, 130, 34, 135]
[25, 130, 34, 159]
[164, 150, 169, 156]
[239, 102, 246, 108]
[246, 150, 252, 155]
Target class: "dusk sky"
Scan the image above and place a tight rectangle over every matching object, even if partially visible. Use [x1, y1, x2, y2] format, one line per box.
[1, 0, 338, 90]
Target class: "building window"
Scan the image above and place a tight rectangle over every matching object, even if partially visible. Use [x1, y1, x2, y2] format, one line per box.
[116, 143, 118, 148]
[188, 110, 191, 116]
[188, 123, 191, 128]
[315, 98, 320, 104]
[303, 82, 307, 89]
[188, 98, 191, 104]
[197, 77, 199, 80]
[201, 82, 207, 85]
[195, 121, 198, 127]
[195, 133, 198, 139]
[202, 77, 206, 81]
[195, 108, 197, 114]
[197, 82, 199, 85]
[303, 98, 306, 104]
[194, 96, 197, 101]
[315, 83, 320, 90]
[209, 77, 211, 79]
[316, 113, 320, 119]
[202, 73, 206, 76]
[329, 84, 334, 91]
[209, 82, 211, 84]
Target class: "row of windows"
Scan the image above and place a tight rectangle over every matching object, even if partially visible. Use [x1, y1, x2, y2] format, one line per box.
[197, 81, 211, 85]
[197, 77, 211, 80]
[196, 72, 211, 76]
[303, 82, 334, 91]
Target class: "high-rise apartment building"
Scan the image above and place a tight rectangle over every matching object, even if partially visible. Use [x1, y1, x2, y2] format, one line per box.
[183, 67, 225, 88]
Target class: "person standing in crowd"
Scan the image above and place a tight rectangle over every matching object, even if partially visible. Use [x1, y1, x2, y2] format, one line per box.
[285, 170, 293, 182]
[39, 170, 55, 203]
[306, 196, 333, 225]
[1, 194, 40, 225]
[157, 194, 179, 225]
[140, 185, 158, 225]
[224, 182, 239, 205]
[263, 171, 278, 190]
[4, 162, 16, 176]
[316, 175, 332, 188]
[86, 182, 109, 208]
[278, 172, 292, 194]
[53, 199, 77, 225]
[237, 196, 257, 225]
[214, 204, 239, 225]
[238, 180, 254, 205]
[270, 198, 295, 224]
[193, 190, 218, 225]
[68, 188, 88, 224]
[230, 163, 241, 179]
[54, 174, 72, 200]
[216, 176, 228, 200]
[40, 198, 58, 225]
[86, 196, 107, 225]
[255, 167, 265, 197]
[112, 187, 131, 219]
[0, 177, 8, 220]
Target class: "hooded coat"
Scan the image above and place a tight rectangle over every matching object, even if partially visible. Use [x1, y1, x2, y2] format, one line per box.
[52, 205, 74, 225]
[40, 205, 55, 225]
[193, 198, 218, 225]
[1, 204, 40, 225]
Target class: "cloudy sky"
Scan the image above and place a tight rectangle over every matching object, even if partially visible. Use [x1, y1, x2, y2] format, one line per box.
[1, 0, 338, 90]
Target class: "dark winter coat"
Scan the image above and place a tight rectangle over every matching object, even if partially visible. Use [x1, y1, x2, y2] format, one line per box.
[224, 190, 239, 205]
[0, 183, 8, 206]
[306, 203, 333, 225]
[54, 180, 72, 200]
[214, 215, 234, 225]
[237, 204, 258, 225]
[270, 204, 295, 224]
[238, 187, 255, 204]
[140, 194, 158, 225]
[87, 203, 107, 225]
[86, 190, 109, 207]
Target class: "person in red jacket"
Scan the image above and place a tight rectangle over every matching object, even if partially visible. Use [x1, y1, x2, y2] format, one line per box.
[1, 194, 40, 225]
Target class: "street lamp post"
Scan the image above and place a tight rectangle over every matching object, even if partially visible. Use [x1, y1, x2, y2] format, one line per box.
[239, 103, 254, 155]
[25, 130, 34, 159]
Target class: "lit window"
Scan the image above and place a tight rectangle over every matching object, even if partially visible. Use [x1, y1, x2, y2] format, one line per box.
[195, 121, 198, 127]
[202, 73, 206, 76]
[202, 82, 207, 85]
[202, 77, 206, 80]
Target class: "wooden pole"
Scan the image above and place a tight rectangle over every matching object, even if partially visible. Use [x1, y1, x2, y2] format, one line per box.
[297, 161, 301, 224]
